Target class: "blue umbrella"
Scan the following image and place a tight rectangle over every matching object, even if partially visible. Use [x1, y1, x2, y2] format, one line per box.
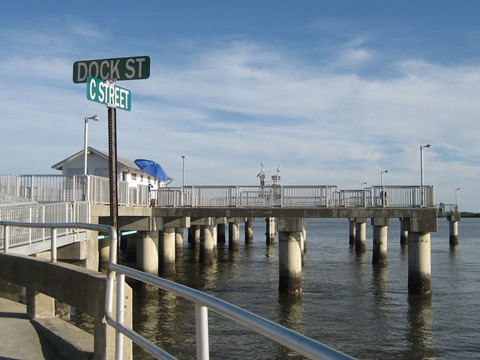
[134, 159, 170, 181]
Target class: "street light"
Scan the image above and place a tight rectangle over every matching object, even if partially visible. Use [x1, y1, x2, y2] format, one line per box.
[84, 115, 100, 175]
[181, 155, 186, 206]
[455, 187, 461, 210]
[380, 170, 388, 188]
[380, 170, 388, 206]
[420, 144, 431, 207]
[360, 182, 367, 190]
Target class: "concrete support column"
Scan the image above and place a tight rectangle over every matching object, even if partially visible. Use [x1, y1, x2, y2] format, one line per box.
[27, 288, 55, 319]
[449, 220, 459, 246]
[193, 225, 201, 248]
[229, 221, 240, 251]
[175, 228, 184, 258]
[137, 232, 158, 276]
[265, 217, 276, 245]
[278, 218, 304, 293]
[408, 232, 432, 294]
[355, 218, 367, 253]
[159, 228, 176, 276]
[188, 226, 194, 245]
[302, 218, 307, 253]
[400, 218, 409, 245]
[98, 238, 110, 273]
[217, 223, 226, 244]
[137, 232, 158, 291]
[448, 214, 461, 246]
[200, 223, 215, 264]
[372, 218, 389, 267]
[349, 218, 356, 245]
[245, 219, 254, 244]
[126, 236, 137, 261]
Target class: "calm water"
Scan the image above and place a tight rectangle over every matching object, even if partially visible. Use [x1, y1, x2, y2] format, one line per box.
[130, 217, 480, 359]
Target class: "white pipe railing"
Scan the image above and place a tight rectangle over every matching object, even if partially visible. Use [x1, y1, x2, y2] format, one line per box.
[1, 174, 437, 209]
[1, 221, 354, 360]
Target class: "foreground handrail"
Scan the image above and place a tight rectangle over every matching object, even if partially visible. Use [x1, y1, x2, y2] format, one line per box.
[107, 263, 354, 360]
[0, 221, 354, 360]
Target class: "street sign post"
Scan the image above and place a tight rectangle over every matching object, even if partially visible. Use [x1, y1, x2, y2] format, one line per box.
[87, 76, 131, 111]
[74, 55, 149, 235]
[73, 56, 150, 83]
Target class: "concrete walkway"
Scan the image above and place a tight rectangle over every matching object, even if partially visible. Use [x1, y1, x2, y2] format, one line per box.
[0, 297, 64, 359]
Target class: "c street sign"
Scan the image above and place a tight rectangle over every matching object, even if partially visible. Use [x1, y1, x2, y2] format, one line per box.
[73, 56, 150, 83]
[87, 76, 131, 111]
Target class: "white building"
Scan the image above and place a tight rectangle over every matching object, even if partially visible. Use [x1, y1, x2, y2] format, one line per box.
[51, 147, 172, 189]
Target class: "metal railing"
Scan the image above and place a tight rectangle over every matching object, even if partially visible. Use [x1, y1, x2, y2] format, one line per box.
[155, 185, 434, 208]
[0, 221, 354, 360]
[1, 174, 436, 209]
[0, 202, 89, 252]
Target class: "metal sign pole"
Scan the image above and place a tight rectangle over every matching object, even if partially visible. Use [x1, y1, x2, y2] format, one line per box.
[108, 106, 119, 232]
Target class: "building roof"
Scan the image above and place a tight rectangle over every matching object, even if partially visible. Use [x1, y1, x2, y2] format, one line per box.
[51, 147, 145, 173]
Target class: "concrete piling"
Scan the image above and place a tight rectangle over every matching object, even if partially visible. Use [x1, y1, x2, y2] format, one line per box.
[159, 228, 176, 276]
[372, 218, 389, 266]
[408, 232, 431, 294]
[245, 219, 254, 244]
[278, 218, 304, 293]
[355, 219, 367, 253]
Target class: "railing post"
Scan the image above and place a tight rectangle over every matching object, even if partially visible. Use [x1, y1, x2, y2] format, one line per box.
[195, 304, 210, 360]
[116, 273, 126, 360]
[3, 225, 10, 253]
[51, 228, 57, 262]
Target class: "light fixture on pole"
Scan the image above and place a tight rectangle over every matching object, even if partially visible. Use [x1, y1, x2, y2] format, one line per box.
[455, 187, 461, 210]
[360, 182, 367, 190]
[420, 144, 431, 207]
[380, 170, 388, 206]
[83, 114, 100, 175]
[181, 155, 186, 206]
[380, 170, 388, 188]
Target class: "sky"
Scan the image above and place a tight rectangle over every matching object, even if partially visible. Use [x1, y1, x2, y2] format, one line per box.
[1, 1, 479, 211]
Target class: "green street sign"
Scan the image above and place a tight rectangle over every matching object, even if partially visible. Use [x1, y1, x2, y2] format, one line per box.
[87, 76, 131, 111]
[73, 56, 150, 83]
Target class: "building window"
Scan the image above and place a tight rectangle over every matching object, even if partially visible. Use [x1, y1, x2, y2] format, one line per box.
[131, 173, 137, 180]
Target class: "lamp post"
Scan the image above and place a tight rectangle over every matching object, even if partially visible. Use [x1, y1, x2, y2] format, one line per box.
[420, 144, 431, 207]
[380, 170, 388, 188]
[83, 114, 100, 175]
[181, 155, 186, 206]
[455, 187, 460, 211]
[360, 182, 367, 190]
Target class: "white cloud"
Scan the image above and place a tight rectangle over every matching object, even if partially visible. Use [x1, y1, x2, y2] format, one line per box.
[1, 21, 479, 210]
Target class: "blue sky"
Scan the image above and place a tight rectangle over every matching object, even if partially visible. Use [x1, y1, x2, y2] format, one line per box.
[1, 1, 480, 211]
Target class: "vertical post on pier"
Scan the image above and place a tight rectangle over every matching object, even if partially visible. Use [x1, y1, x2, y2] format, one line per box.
[175, 227, 184, 258]
[265, 217, 276, 245]
[159, 227, 176, 276]
[278, 218, 304, 293]
[408, 232, 431, 294]
[137, 231, 158, 290]
[447, 213, 461, 246]
[200, 221, 215, 264]
[228, 219, 240, 251]
[355, 218, 367, 253]
[372, 218, 389, 266]
[400, 218, 409, 245]
[245, 218, 254, 244]
[217, 222, 226, 244]
[349, 218, 356, 246]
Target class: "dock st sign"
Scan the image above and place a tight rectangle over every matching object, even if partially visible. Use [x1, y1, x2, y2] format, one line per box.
[73, 56, 150, 83]
[87, 76, 131, 111]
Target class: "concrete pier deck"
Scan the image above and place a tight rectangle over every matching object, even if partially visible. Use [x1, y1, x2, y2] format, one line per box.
[0, 297, 65, 359]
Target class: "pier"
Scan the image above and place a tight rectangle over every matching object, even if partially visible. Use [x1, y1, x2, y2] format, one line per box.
[0, 174, 458, 295]
[0, 174, 463, 358]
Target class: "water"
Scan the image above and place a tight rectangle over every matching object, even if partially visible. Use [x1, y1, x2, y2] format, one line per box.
[130, 217, 480, 359]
